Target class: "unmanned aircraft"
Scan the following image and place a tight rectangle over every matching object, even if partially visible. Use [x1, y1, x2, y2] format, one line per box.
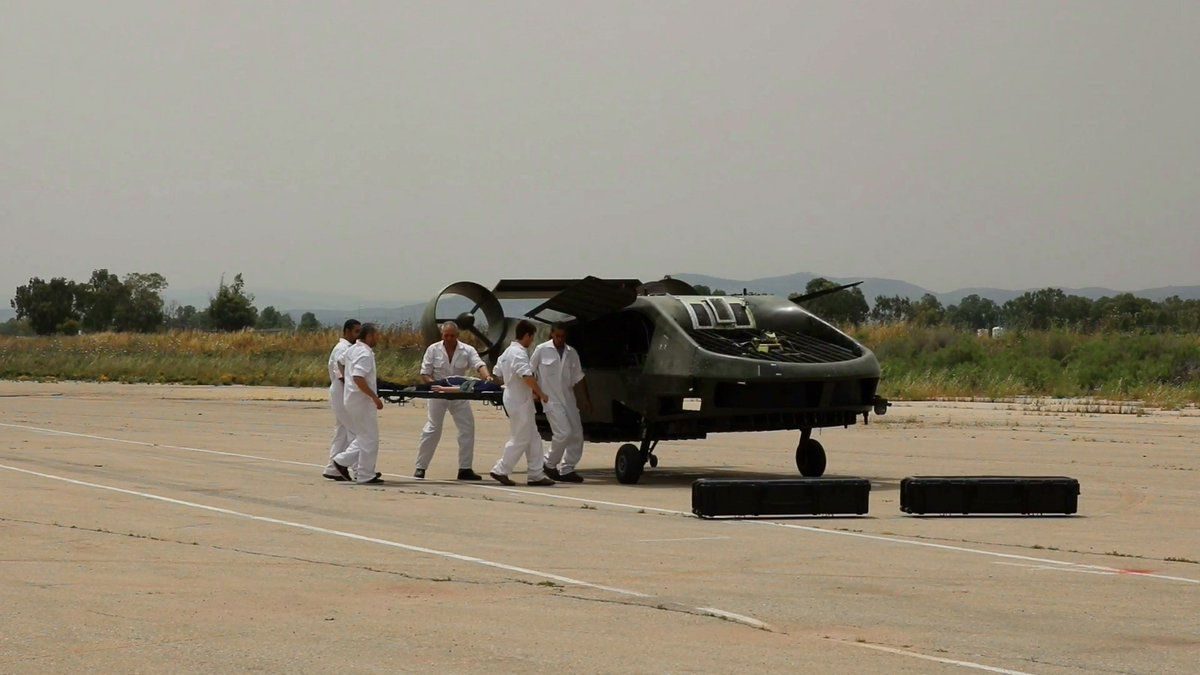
[380, 276, 887, 484]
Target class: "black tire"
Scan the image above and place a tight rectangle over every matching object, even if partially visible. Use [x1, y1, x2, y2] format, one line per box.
[615, 443, 644, 484]
[648, 454, 659, 468]
[796, 438, 827, 477]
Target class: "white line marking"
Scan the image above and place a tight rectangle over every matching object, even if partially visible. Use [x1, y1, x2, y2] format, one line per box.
[993, 561, 1198, 584]
[830, 640, 1034, 675]
[4, 420, 1196, 587]
[637, 536, 731, 543]
[751, 520, 1200, 585]
[0, 422, 1056, 671]
[0, 462, 648, 598]
[694, 607, 769, 630]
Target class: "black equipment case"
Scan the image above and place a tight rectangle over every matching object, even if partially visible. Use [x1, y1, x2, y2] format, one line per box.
[900, 476, 1079, 515]
[692, 478, 870, 518]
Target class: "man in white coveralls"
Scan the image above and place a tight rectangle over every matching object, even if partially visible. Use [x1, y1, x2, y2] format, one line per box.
[332, 323, 385, 484]
[322, 319, 361, 481]
[532, 322, 592, 483]
[414, 321, 491, 480]
[489, 320, 555, 486]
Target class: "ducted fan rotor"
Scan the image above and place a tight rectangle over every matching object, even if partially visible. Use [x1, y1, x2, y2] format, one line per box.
[419, 282, 507, 359]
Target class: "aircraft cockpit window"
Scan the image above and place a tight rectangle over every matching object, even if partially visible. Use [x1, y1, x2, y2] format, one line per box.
[689, 302, 714, 327]
[707, 297, 735, 324]
[730, 302, 752, 327]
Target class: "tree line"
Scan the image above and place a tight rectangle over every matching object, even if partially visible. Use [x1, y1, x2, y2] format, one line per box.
[782, 279, 1200, 333]
[6, 271, 322, 336]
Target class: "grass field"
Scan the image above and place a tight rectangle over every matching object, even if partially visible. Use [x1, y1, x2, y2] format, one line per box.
[0, 330, 426, 387]
[852, 324, 1200, 407]
[1, 326, 1198, 406]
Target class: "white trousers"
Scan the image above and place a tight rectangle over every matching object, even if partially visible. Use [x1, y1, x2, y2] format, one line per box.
[415, 399, 476, 470]
[491, 398, 546, 480]
[324, 383, 356, 476]
[543, 401, 584, 473]
[335, 398, 378, 483]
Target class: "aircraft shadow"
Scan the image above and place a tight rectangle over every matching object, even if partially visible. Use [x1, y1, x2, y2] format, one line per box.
[576, 466, 902, 492]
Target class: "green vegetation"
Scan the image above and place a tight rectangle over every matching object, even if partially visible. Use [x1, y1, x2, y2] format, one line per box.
[1, 324, 1195, 406]
[867, 288, 1200, 333]
[10, 270, 305, 335]
[0, 329, 424, 387]
[854, 324, 1200, 407]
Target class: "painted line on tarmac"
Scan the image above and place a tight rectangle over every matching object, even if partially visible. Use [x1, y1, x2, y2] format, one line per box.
[0, 424, 1059, 673]
[0, 462, 655, 600]
[0, 470, 1030, 675]
[828, 640, 1033, 675]
[4, 420, 1196, 587]
[748, 520, 1200, 585]
[993, 561, 1199, 584]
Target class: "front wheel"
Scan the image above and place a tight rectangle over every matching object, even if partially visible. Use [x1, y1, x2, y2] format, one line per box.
[615, 443, 644, 484]
[796, 438, 827, 477]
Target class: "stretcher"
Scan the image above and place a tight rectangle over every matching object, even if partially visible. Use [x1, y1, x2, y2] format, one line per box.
[376, 380, 505, 407]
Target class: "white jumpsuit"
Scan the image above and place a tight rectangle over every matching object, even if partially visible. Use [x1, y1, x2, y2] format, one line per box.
[334, 342, 379, 483]
[490, 341, 547, 481]
[531, 340, 586, 474]
[415, 341, 487, 471]
[323, 338, 356, 478]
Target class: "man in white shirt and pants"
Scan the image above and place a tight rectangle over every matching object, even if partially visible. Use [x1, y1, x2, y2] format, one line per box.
[333, 323, 385, 484]
[490, 320, 555, 486]
[322, 319, 361, 481]
[532, 322, 592, 483]
[414, 321, 491, 480]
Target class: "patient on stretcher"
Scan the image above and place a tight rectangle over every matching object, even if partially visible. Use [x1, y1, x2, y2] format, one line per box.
[429, 376, 502, 394]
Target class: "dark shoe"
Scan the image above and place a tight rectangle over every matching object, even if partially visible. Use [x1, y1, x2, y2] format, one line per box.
[359, 475, 384, 485]
[332, 461, 352, 481]
[526, 477, 556, 486]
[543, 465, 561, 480]
[489, 472, 516, 486]
[457, 469, 482, 481]
[413, 468, 426, 479]
[557, 471, 584, 483]
[323, 472, 347, 482]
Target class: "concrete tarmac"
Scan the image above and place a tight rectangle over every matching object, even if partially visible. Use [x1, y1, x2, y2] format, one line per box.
[1, 382, 1197, 673]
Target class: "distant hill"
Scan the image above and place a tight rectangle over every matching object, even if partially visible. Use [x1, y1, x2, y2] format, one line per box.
[4, 278, 1196, 328]
[671, 273, 1200, 306]
[674, 273, 932, 304]
[282, 304, 427, 329]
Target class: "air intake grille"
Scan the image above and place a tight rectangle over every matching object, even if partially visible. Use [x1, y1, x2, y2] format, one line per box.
[686, 328, 861, 363]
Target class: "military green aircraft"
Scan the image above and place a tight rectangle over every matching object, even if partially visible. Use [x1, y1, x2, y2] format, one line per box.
[413, 276, 888, 484]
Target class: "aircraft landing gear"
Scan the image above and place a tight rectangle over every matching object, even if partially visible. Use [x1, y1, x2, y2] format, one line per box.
[796, 429, 827, 477]
[615, 444, 644, 484]
[614, 438, 659, 484]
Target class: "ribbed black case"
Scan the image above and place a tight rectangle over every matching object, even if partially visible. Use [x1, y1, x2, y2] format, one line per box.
[900, 476, 1079, 515]
[692, 478, 870, 518]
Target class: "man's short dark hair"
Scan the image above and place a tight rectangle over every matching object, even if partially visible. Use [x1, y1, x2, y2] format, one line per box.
[343, 319, 362, 332]
[550, 322, 569, 334]
[359, 323, 379, 340]
[515, 319, 536, 340]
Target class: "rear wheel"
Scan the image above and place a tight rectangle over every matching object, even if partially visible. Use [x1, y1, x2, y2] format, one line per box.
[615, 443, 644, 484]
[796, 438, 827, 477]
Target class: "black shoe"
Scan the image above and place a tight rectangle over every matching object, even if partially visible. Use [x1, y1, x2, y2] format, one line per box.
[332, 461, 352, 481]
[457, 469, 482, 481]
[323, 472, 347, 482]
[557, 471, 584, 483]
[543, 465, 561, 480]
[489, 472, 516, 486]
[414, 468, 426, 479]
[359, 475, 384, 485]
[527, 477, 556, 487]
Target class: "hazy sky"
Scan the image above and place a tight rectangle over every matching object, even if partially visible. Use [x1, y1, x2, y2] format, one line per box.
[4, 1, 1198, 305]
